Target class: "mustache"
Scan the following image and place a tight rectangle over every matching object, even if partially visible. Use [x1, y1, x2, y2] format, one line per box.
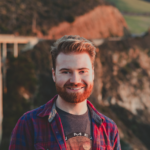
[64, 83, 86, 88]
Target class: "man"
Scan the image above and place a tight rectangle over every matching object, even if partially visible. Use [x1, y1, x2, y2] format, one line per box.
[9, 35, 121, 150]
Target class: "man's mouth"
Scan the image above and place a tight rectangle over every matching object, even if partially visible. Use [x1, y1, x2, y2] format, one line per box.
[67, 87, 84, 91]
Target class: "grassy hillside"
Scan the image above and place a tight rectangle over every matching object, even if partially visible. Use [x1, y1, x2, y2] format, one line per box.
[107, 0, 150, 13]
[124, 15, 150, 34]
[106, 0, 150, 34]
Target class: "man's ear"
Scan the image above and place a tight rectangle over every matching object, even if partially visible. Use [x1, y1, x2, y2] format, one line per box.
[52, 68, 56, 82]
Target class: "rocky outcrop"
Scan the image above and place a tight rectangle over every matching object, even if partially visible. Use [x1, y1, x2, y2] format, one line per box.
[95, 33, 150, 115]
[91, 32, 150, 149]
[116, 49, 150, 114]
[35, 5, 128, 39]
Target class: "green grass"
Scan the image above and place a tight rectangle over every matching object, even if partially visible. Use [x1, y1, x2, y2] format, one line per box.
[107, 0, 150, 13]
[124, 15, 150, 34]
[120, 0, 150, 13]
[106, 0, 150, 34]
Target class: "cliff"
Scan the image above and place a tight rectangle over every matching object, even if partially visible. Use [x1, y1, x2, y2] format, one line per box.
[91, 30, 150, 149]
[34, 5, 128, 39]
[94, 31, 150, 114]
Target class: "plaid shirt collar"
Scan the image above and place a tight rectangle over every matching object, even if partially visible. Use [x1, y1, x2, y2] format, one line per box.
[37, 95, 104, 126]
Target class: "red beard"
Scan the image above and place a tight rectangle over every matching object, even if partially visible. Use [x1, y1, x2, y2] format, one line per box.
[55, 82, 93, 103]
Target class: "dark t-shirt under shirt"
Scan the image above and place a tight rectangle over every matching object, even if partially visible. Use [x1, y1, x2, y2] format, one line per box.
[56, 107, 92, 150]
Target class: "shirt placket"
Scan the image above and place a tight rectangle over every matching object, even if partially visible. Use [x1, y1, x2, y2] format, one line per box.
[50, 114, 67, 150]
[92, 119, 101, 150]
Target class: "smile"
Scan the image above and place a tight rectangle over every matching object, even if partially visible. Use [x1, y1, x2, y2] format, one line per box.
[67, 87, 84, 91]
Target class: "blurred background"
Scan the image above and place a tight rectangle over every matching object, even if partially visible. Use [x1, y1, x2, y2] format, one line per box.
[0, 0, 150, 149]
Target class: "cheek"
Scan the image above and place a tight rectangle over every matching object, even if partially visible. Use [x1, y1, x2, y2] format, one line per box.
[83, 74, 93, 83]
[55, 75, 68, 86]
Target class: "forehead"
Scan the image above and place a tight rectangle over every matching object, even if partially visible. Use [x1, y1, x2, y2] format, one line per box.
[56, 52, 92, 69]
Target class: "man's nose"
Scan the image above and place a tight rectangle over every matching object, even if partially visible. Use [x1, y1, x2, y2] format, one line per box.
[70, 72, 81, 83]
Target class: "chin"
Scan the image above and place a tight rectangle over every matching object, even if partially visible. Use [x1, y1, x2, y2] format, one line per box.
[58, 89, 92, 104]
[56, 82, 93, 104]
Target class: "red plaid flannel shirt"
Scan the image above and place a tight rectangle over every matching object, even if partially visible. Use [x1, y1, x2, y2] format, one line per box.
[9, 95, 121, 150]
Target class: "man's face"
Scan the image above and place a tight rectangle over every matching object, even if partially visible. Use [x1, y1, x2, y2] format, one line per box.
[52, 52, 94, 103]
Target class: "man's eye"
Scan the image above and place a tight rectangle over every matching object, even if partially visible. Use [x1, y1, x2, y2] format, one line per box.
[62, 71, 70, 74]
[80, 71, 85, 74]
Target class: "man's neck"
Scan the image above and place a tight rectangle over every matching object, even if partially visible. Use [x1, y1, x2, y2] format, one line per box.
[56, 95, 88, 115]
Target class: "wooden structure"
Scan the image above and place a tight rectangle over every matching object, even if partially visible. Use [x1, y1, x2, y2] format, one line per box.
[0, 47, 2, 144]
[0, 34, 40, 144]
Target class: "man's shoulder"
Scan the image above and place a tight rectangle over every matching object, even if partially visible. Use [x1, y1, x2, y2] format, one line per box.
[14, 105, 46, 127]
[9, 99, 55, 149]
[22, 104, 45, 120]
[97, 111, 117, 127]
[95, 110, 119, 140]
[21, 96, 56, 121]
[87, 100, 118, 130]
[88, 101, 116, 126]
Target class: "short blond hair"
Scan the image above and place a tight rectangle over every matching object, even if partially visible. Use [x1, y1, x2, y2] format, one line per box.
[51, 35, 96, 70]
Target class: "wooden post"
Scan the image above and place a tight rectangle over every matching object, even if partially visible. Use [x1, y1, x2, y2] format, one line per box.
[14, 43, 18, 57]
[2, 43, 7, 93]
[2, 43, 7, 62]
[0, 43, 3, 144]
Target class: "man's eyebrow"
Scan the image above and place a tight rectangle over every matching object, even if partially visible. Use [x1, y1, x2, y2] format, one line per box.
[78, 68, 89, 70]
[59, 68, 70, 71]
[59, 68, 89, 71]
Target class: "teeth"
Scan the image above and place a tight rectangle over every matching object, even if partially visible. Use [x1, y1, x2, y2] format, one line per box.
[69, 87, 82, 90]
